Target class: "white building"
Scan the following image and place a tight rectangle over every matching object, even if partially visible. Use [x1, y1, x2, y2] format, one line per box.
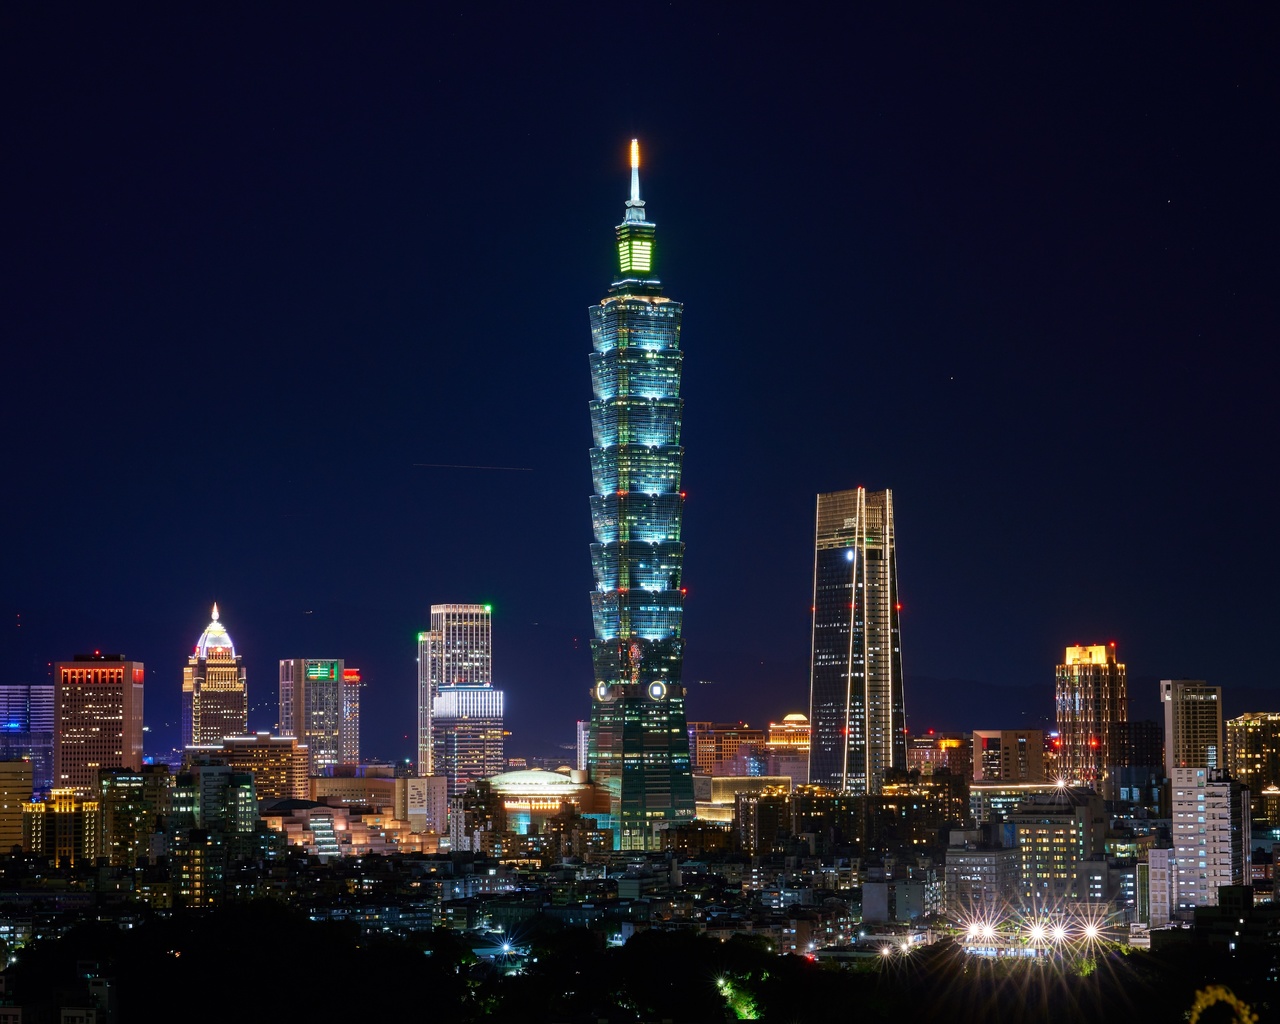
[1169, 767, 1250, 912]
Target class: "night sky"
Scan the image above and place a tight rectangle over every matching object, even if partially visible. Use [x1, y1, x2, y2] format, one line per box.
[3, 7, 1278, 763]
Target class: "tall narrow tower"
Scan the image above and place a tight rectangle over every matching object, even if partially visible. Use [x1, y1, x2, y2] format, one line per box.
[417, 603, 493, 777]
[183, 604, 248, 747]
[1055, 643, 1127, 787]
[586, 140, 695, 850]
[807, 487, 907, 793]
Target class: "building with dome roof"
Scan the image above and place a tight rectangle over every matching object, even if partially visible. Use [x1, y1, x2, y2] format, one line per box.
[182, 603, 248, 747]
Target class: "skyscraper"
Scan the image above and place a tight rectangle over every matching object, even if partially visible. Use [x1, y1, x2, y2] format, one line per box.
[1055, 643, 1127, 788]
[585, 140, 695, 849]
[54, 653, 144, 795]
[278, 658, 343, 774]
[431, 685, 505, 797]
[341, 668, 362, 765]
[1226, 712, 1280, 826]
[0, 682, 54, 797]
[183, 604, 247, 747]
[417, 604, 492, 777]
[807, 487, 907, 794]
[1161, 678, 1224, 773]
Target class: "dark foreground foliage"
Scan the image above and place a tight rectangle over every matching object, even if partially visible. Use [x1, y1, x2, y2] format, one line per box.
[5, 903, 1275, 1022]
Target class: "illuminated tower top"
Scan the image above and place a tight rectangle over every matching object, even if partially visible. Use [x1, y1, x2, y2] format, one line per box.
[613, 139, 658, 290]
[195, 603, 236, 659]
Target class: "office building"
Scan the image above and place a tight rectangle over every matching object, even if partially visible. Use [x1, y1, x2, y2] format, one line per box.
[54, 653, 144, 795]
[1170, 767, 1250, 911]
[183, 604, 247, 747]
[341, 668, 362, 765]
[98, 765, 171, 867]
[1006, 787, 1107, 903]
[584, 140, 696, 848]
[1055, 643, 1126, 788]
[279, 658, 343, 774]
[432, 685, 504, 797]
[906, 732, 970, 780]
[0, 683, 54, 797]
[575, 719, 589, 772]
[23, 789, 99, 865]
[687, 722, 766, 776]
[807, 487, 907, 794]
[765, 713, 811, 785]
[972, 730, 1046, 782]
[0, 761, 34, 852]
[417, 603, 493, 777]
[1106, 718, 1166, 805]
[187, 732, 309, 802]
[944, 832, 1021, 918]
[1226, 712, 1280, 825]
[1162, 679, 1224, 773]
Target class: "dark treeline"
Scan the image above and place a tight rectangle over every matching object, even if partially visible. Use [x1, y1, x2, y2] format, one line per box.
[4, 903, 1273, 1022]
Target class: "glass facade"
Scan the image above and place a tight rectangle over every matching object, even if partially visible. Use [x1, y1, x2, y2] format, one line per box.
[807, 488, 906, 794]
[586, 142, 695, 850]
[417, 603, 493, 777]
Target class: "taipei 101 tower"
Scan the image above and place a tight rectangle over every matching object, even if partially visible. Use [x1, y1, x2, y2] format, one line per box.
[585, 141, 696, 850]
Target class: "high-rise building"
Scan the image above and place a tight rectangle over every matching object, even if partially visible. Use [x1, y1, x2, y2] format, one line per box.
[584, 141, 696, 850]
[417, 603, 492, 777]
[1006, 787, 1107, 903]
[341, 668, 362, 765]
[687, 723, 766, 776]
[575, 720, 589, 772]
[23, 788, 99, 865]
[972, 730, 1046, 782]
[431, 685, 504, 797]
[807, 487, 907, 794]
[98, 765, 171, 867]
[0, 683, 54, 797]
[1162, 679, 1224, 774]
[278, 658, 343, 774]
[1169, 767, 1250, 911]
[54, 653, 144, 795]
[0, 760, 34, 852]
[1055, 643, 1127, 788]
[1226, 712, 1280, 826]
[187, 733, 309, 802]
[183, 604, 247, 747]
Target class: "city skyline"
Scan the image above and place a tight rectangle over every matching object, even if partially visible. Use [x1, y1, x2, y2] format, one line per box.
[4, 8, 1278, 764]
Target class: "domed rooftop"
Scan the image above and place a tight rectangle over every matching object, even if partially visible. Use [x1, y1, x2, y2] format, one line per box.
[782, 713, 809, 723]
[194, 603, 237, 658]
[487, 768, 585, 794]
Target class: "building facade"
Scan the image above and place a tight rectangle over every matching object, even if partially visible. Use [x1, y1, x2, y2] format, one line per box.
[807, 487, 907, 794]
[584, 140, 696, 849]
[0, 683, 54, 798]
[1054, 643, 1126, 788]
[54, 653, 144, 795]
[972, 730, 1046, 782]
[1226, 712, 1280, 825]
[23, 789, 99, 865]
[1162, 679, 1223, 774]
[0, 761, 34, 852]
[278, 658, 343, 774]
[99, 765, 172, 867]
[432, 685, 505, 798]
[183, 604, 247, 747]
[1006, 788, 1107, 904]
[1170, 767, 1250, 911]
[417, 603, 493, 777]
[341, 668, 362, 765]
[187, 733, 309, 802]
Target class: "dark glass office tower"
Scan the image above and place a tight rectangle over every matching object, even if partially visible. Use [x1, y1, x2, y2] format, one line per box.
[807, 487, 907, 794]
[586, 140, 695, 850]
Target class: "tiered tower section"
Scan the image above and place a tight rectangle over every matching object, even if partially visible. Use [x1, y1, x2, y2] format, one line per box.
[587, 141, 695, 850]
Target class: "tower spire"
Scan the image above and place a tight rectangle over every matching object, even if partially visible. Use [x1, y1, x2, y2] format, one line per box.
[624, 138, 646, 222]
[211, 602, 219, 622]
